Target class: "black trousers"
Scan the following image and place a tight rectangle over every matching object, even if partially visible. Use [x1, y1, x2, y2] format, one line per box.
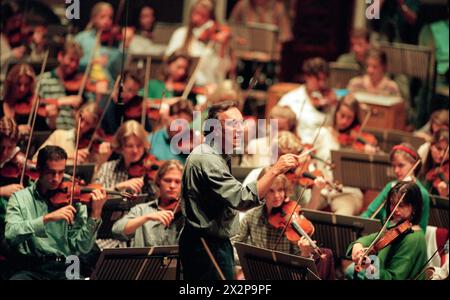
[179, 227, 235, 280]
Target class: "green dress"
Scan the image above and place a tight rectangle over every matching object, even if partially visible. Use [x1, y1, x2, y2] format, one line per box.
[345, 228, 427, 280]
[360, 180, 430, 232]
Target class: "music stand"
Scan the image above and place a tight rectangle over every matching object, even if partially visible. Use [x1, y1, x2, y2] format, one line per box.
[65, 163, 95, 184]
[234, 242, 320, 280]
[429, 194, 449, 229]
[301, 209, 382, 260]
[331, 149, 395, 190]
[25, 130, 52, 158]
[365, 128, 425, 154]
[90, 246, 180, 280]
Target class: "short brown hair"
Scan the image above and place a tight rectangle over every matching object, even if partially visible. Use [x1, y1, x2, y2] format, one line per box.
[170, 99, 194, 117]
[366, 48, 387, 67]
[302, 57, 329, 77]
[60, 40, 83, 59]
[350, 28, 370, 42]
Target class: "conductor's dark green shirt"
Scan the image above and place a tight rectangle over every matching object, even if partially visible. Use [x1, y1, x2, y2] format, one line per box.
[181, 143, 262, 239]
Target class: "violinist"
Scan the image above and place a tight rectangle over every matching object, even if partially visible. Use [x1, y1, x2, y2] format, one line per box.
[5, 145, 107, 280]
[361, 143, 430, 232]
[0, 1, 26, 70]
[419, 129, 449, 197]
[241, 105, 298, 168]
[112, 160, 184, 247]
[165, 0, 232, 86]
[38, 40, 85, 130]
[148, 99, 194, 164]
[243, 131, 326, 209]
[95, 120, 150, 194]
[0, 117, 24, 245]
[74, 2, 122, 87]
[347, 48, 401, 97]
[33, 103, 112, 167]
[102, 70, 152, 134]
[346, 181, 427, 280]
[143, 52, 191, 100]
[278, 57, 337, 144]
[414, 109, 448, 143]
[2, 64, 58, 132]
[127, 4, 162, 56]
[232, 169, 335, 280]
[229, 0, 294, 53]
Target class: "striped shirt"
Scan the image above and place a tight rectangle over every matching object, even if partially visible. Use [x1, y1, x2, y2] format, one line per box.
[39, 69, 75, 130]
[95, 158, 129, 189]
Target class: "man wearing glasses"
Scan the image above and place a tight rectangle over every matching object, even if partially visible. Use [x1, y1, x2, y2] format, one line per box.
[179, 101, 301, 280]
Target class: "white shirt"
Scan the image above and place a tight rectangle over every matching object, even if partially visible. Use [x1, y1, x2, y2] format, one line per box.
[165, 21, 230, 86]
[278, 85, 332, 144]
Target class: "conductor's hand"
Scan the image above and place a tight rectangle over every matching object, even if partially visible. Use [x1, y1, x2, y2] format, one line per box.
[272, 154, 299, 175]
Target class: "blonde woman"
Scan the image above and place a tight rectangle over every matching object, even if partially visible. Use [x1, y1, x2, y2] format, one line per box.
[95, 120, 150, 194]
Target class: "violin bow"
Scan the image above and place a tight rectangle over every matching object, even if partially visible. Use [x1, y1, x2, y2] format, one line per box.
[356, 190, 408, 275]
[20, 50, 49, 186]
[86, 75, 121, 151]
[369, 158, 421, 219]
[181, 40, 214, 100]
[427, 145, 449, 195]
[117, 0, 130, 126]
[26, 50, 49, 126]
[69, 115, 83, 206]
[352, 108, 373, 148]
[200, 237, 226, 280]
[141, 56, 151, 125]
[272, 187, 307, 251]
[78, 31, 102, 102]
[413, 239, 449, 280]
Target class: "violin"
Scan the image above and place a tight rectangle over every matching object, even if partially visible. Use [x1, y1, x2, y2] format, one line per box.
[127, 153, 163, 181]
[338, 126, 378, 152]
[14, 97, 59, 118]
[0, 151, 38, 185]
[297, 170, 343, 193]
[62, 73, 97, 95]
[425, 163, 449, 196]
[198, 22, 231, 44]
[310, 89, 336, 112]
[49, 181, 133, 208]
[354, 220, 412, 272]
[159, 198, 181, 214]
[78, 127, 111, 154]
[100, 26, 122, 47]
[268, 200, 324, 258]
[170, 82, 206, 96]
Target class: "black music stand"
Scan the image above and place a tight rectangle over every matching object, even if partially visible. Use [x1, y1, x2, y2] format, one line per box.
[429, 194, 449, 229]
[234, 242, 320, 280]
[65, 163, 96, 184]
[301, 209, 382, 260]
[90, 246, 180, 280]
[25, 130, 52, 158]
[331, 149, 395, 190]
